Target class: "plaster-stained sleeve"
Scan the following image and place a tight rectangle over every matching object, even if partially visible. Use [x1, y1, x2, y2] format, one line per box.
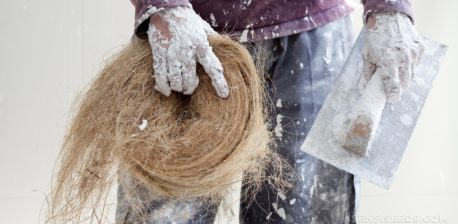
[130, 0, 192, 37]
[362, 0, 413, 23]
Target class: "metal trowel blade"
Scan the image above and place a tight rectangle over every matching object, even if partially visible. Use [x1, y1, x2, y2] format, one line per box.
[300, 29, 447, 188]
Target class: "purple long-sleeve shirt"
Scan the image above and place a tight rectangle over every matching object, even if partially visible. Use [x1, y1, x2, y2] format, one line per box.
[130, 0, 412, 41]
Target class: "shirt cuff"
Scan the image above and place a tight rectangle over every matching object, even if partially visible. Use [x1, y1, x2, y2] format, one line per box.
[134, 0, 192, 37]
[362, 0, 413, 24]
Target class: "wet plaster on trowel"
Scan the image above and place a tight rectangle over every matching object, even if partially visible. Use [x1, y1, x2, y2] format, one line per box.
[400, 114, 413, 126]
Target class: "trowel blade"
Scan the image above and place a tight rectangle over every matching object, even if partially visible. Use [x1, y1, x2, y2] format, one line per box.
[300, 29, 447, 188]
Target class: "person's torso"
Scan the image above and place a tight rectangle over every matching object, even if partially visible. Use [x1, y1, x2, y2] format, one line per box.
[190, 0, 352, 41]
[191, 0, 345, 30]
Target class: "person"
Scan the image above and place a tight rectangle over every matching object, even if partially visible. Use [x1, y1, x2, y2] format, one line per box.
[116, 0, 424, 223]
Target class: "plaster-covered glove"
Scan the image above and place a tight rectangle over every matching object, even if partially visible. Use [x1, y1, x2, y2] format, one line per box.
[362, 12, 425, 102]
[147, 7, 229, 98]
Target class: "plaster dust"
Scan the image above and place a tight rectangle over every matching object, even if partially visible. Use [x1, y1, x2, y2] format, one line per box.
[47, 35, 292, 223]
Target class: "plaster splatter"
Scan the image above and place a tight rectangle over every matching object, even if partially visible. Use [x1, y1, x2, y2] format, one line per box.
[138, 119, 148, 131]
[242, 0, 252, 6]
[137, 6, 163, 24]
[240, 29, 249, 42]
[400, 114, 412, 126]
[278, 191, 286, 201]
[309, 174, 318, 198]
[272, 202, 278, 210]
[320, 193, 327, 200]
[210, 13, 217, 27]
[266, 212, 273, 220]
[271, 203, 286, 220]
[323, 48, 332, 65]
[274, 114, 284, 138]
[276, 208, 286, 220]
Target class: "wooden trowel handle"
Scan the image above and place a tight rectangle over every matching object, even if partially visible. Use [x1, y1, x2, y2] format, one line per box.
[343, 69, 387, 156]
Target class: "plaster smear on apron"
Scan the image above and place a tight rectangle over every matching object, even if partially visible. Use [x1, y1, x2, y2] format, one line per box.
[274, 114, 284, 138]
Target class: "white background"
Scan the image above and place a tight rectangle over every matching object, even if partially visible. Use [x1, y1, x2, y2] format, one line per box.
[0, 0, 457, 223]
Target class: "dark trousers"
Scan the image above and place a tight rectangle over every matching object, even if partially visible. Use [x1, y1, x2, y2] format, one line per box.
[240, 16, 357, 224]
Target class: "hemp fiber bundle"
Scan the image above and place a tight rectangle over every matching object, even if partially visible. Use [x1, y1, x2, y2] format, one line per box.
[47, 36, 290, 223]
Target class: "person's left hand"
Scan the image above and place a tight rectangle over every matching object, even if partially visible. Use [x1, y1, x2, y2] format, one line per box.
[362, 12, 425, 102]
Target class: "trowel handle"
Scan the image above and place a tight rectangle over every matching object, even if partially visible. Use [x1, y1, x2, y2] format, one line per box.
[343, 68, 387, 156]
[356, 69, 387, 124]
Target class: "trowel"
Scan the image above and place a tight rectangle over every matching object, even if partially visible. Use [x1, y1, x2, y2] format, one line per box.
[300, 29, 447, 188]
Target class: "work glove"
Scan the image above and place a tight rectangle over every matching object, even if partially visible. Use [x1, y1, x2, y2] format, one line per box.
[147, 7, 229, 98]
[362, 12, 425, 102]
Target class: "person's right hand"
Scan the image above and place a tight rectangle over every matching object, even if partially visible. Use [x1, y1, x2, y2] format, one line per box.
[147, 7, 229, 98]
